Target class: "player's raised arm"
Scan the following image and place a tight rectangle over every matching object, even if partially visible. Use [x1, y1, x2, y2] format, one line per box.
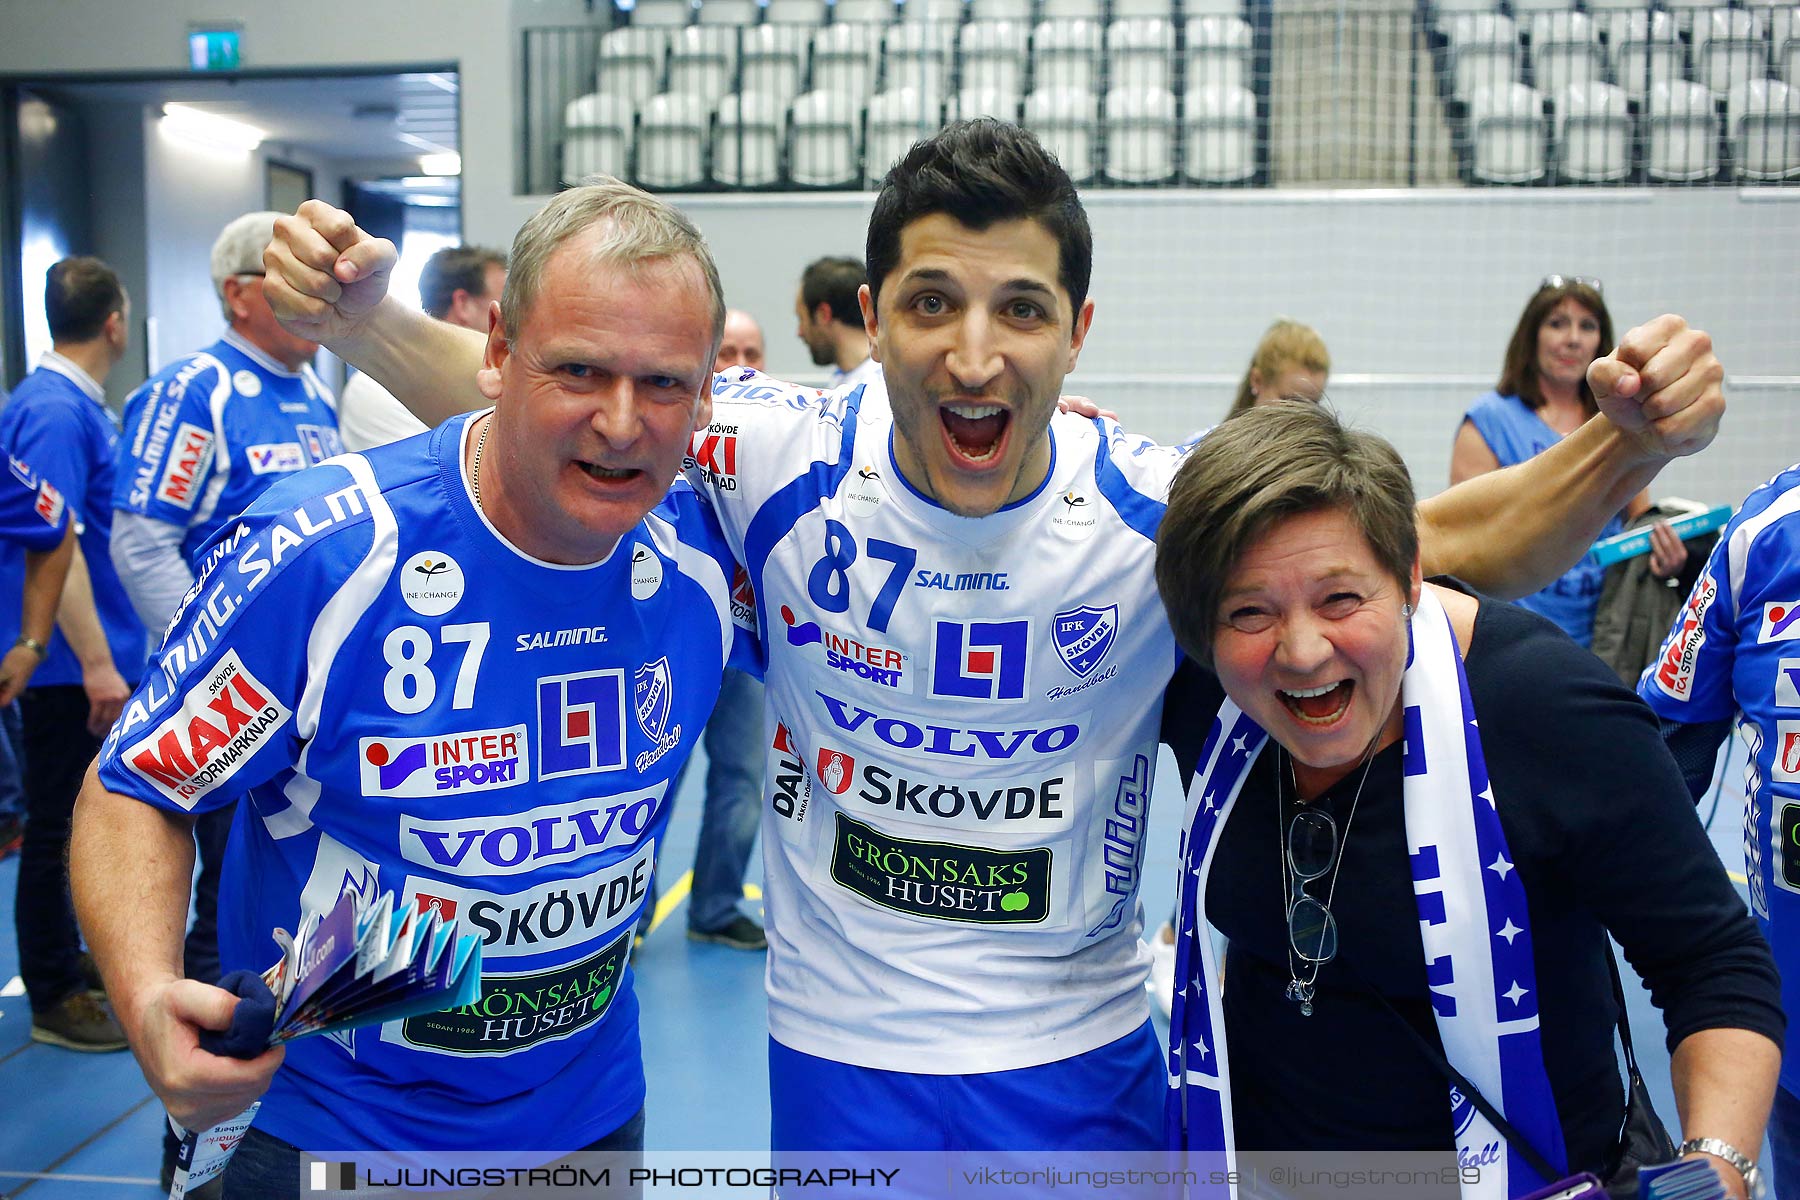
[264, 200, 487, 426]
[1416, 314, 1723, 599]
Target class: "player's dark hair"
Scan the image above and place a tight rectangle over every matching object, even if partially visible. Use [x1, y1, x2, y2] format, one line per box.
[45, 256, 125, 343]
[866, 120, 1092, 318]
[420, 245, 506, 320]
[800, 257, 866, 328]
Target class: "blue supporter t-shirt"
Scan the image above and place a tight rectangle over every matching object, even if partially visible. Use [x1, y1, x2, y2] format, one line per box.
[0, 455, 71, 552]
[113, 330, 343, 567]
[1637, 461, 1800, 1094]
[1464, 390, 1624, 646]
[94, 412, 751, 1153]
[0, 354, 147, 686]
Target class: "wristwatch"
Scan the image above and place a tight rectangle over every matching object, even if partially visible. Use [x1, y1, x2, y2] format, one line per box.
[13, 635, 47, 659]
[1677, 1137, 1764, 1198]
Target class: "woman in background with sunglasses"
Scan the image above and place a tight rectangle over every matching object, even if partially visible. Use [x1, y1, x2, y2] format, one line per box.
[1153, 401, 1780, 1199]
[1451, 277, 1688, 648]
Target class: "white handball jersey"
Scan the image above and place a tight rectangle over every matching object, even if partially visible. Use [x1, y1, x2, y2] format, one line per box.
[692, 371, 1187, 1073]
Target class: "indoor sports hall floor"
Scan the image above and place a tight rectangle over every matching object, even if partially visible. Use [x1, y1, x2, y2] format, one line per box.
[0, 739, 1759, 1197]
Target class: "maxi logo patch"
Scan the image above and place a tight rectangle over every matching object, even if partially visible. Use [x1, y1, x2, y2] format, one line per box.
[156, 423, 214, 510]
[1652, 574, 1716, 701]
[929, 619, 1030, 701]
[394, 928, 631, 1055]
[829, 813, 1052, 924]
[358, 725, 527, 798]
[33, 478, 64, 527]
[1051, 604, 1118, 679]
[537, 670, 627, 779]
[1762, 602, 1800, 644]
[123, 649, 291, 809]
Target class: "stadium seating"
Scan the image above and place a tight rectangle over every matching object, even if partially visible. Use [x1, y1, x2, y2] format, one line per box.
[1646, 79, 1721, 180]
[969, 0, 1033, 18]
[1033, 19, 1103, 92]
[834, 0, 898, 24]
[947, 84, 1023, 120]
[960, 21, 1029, 98]
[1040, 0, 1105, 18]
[765, 0, 830, 24]
[1604, 11, 1682, 102]
[561, 93, 636, 184]
[598, 28, 668, 106]
[813, 23, 884, 98]
[1469, 81, 1547, 182]
[789, 89, 863, 184]
[740, 25, 810, 106]
[1107, 19, 1178, 93]
[1186, 16, 1253, 92]
[697, 0, 759, 24]
[714, 91, 787, 185]
[1446, 14, 1521, 101]
[904, 0, 965, 24]
[667, 26, 740, 106]
[1554, 79, 1631, 181]
[1528, 12, 1602, 99]
[1023, 85, 1098, 182]
[866, 88, 937, 184]
[1728, 77, 1800, 178]
[633, 0, 695, 28]
[1694, 9, 1769, 97]
[1183, 83, 1256, 182]
[1104, 85, 1178, 182]
[884, 21, 955, 109]
[636, 92, 712, 187]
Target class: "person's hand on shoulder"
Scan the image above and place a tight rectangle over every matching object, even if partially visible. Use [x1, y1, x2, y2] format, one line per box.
[1588, 315, 1723, 461]
[263, 200, 398, 346]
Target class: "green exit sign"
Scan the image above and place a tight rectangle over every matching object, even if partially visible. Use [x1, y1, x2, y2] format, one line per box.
[188, 29, 241, 72]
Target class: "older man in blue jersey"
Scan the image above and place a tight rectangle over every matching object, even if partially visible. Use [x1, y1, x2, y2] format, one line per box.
[261, 123, 1727, 1155]
[70, 180, 745, 1195]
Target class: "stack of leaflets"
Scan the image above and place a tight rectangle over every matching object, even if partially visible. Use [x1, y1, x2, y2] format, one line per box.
[169, 886, 482, 1197]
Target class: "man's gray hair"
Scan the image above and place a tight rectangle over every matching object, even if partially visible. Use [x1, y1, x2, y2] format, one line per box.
[211, 211, 283, 320]
[500, 176, 725, 353]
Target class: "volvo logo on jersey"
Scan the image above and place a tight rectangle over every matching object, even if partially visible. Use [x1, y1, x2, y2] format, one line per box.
[358, 725, 527, 798]
[830, 813, 1053, 923]
[929, 619, 1031, 701]
[538, 670, 627, 779]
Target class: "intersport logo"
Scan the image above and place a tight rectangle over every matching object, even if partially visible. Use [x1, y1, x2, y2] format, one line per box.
[359, 726, 527, 798]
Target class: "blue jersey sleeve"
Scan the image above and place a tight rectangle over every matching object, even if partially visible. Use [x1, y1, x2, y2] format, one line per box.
[653, 478, 761, 678]
[0, 457, 70, 552]
[3, 394, 93, 521]
[1638, 545, 1737, 723]
[114, 357, 226, 526]
[96, 461, 377, 815]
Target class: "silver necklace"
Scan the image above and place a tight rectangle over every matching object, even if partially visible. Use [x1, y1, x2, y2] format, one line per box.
[470, 416, 491, 511]
[1279, 738, 1378, 1017]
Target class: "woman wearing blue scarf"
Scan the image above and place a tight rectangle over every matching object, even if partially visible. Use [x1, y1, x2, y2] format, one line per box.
[1153, 402, 1780, 1200]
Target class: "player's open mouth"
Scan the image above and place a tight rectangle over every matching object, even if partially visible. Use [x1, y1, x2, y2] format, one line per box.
[1278, 680, 1354, 726]
[940, 401, 1010, 466]
[578, 462, 639, 482]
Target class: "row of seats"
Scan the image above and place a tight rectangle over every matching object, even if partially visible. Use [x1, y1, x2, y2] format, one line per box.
[591, 17, 1254, 109]
[1444, 7, 1800, 99]
[620, 0, 1243, 27]
[1435, 0, 1793, 16]
[1467, 76, 1800, 178]
[561, 83, 1259, 187]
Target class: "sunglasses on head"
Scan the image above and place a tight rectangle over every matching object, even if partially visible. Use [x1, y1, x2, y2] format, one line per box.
[1537, 274, 1602, 296]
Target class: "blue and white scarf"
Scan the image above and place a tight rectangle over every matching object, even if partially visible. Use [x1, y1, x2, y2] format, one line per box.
[1164, 588, 1568, 1199]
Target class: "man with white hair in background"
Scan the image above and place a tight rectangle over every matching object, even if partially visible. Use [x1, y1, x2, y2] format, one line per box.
[106, 210, 343, 1193]
[336, 243, 506, 451]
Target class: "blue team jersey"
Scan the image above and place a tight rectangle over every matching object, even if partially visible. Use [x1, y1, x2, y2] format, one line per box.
[1637, 461, 1800, 1091]
[0, 355, 148, 686]
[95, 412, 749, 1153]
[1465, 390, 1624, 646]
[0, 456, 70, 552]
[113, 330, 343, 566]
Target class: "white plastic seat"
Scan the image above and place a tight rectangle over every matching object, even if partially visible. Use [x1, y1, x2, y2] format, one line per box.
[1447, 14, 1521, 101]
[1694, 9, 1769, 97]
[1106, 18, 1176, 92]
[904, 0, 965, 22]
[1786, 38, 1800, 87]
[1447, 13, 1522, 88]
[635, 92, 712, 188]
[969, 0, 1032, 17]
[667, 26, 742, 105]
[865, 88, 937, 184]
[561, 93, 636, 184]
[766, 0, 831, 22]
[697, 0, 760, 22]
[1039, 0, 1104, 17]
[1184, 0, 1244, 13]
[714, 91, 786, 184]
[1469, 81, 1547, 182]
[634, 0, 695, 27]
[960, 21, 1029, 95]
[1582, 0, 1648, 13]
[1103, 84, 1176, 181]
[834, 0, 897, 22]
[1022, 85, 1098, 181]
[1185, 16, 1253, 91]
[1433, 0, 1497, 23]
[741, 26, 810, 105]
[1529, 12, 1601, 97]
[1113, 0, 1177, 17]
[812, 23, 885, 96]
[1603, 11, 1680, 101]
[1182, 83, 1255, 181]
[788, 89, 862, 185]
[1555, 80, 1631, 180]
[884, 21, 955, 104]
[598, 28, 669, 106]
[1510, 0, 1575, 15]
[946, 83, 1022, 118]
[1728, 77, 1800, 177]
[1662, 0, 1722, 30]
[1645, 79, 1720, 179]
[1033, 19, 1102, 92]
